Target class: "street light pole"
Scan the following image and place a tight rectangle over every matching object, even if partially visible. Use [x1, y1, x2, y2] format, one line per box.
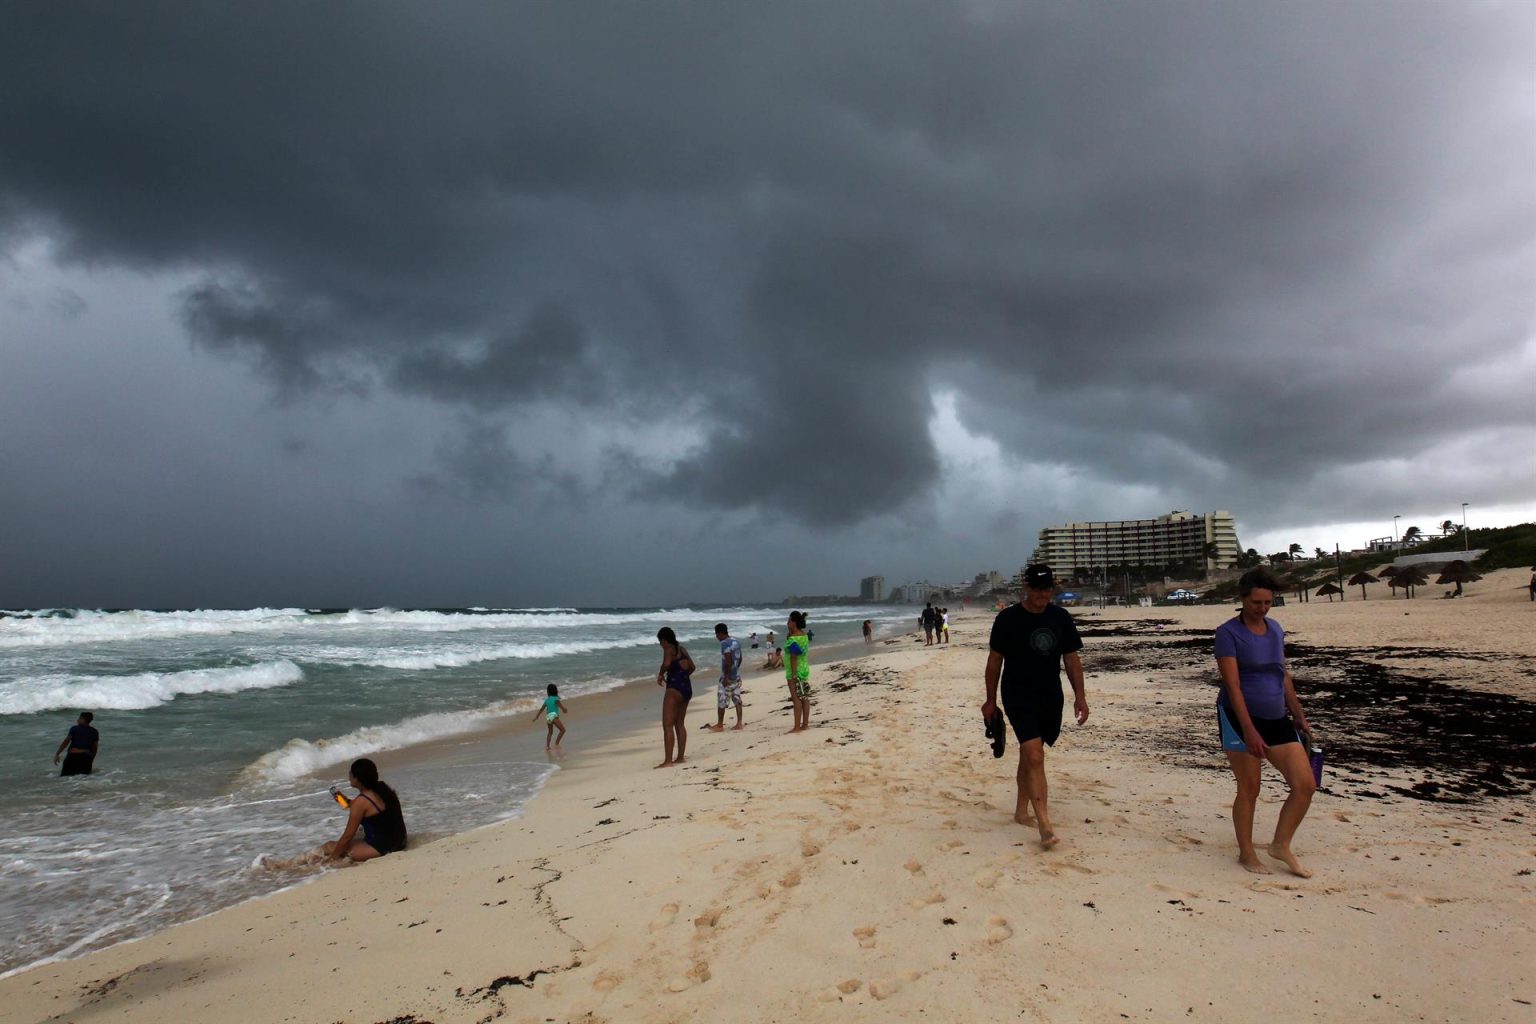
[1393, 515, 1400, 544]
[1461, 503, 1469, 552]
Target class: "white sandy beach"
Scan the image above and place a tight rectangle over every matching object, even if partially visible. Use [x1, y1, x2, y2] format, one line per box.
[4, 570, 1533, 1023]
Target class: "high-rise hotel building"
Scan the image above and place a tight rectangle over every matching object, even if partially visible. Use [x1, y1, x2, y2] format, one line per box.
[1032, 510, 1241, 574]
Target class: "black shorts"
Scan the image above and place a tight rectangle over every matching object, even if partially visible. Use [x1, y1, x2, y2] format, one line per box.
[1218, 704, 1299, 752]
[1001, 691, 1063, 747]
[60, 752, 94, 776]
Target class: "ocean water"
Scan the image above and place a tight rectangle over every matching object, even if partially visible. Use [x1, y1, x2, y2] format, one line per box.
[0, 602, 906, 975]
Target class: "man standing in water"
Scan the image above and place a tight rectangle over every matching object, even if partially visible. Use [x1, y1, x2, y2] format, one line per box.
[54, 711, 99, 776]
[980, 566, 1089, 848]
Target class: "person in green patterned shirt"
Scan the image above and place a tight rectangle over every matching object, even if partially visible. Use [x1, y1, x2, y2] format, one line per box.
[783, 610, 811, 732]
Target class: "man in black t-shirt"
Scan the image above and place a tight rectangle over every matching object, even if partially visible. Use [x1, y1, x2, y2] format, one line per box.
[54, 711, 100, 776]
[981, 565, 1089, 848]
[921, 603, 936, 645]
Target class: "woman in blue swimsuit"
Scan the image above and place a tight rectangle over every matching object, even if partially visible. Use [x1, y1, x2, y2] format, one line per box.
[655, 627, 695, 768]
[323, 758, 407, 862]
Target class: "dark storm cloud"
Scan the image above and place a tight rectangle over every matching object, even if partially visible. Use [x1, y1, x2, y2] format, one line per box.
[2, 1, 1532, 534]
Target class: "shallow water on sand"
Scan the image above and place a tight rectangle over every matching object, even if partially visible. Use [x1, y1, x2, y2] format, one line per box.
[0, 603, 905, 974]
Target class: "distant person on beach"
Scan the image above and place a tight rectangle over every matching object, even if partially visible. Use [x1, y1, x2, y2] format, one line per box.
[765, 646, 783, 670]
[1215, 568, 1317, 878]
[655, 627, 695, 767]
[709, 623, 744, 731]
[534, 683, 567, 747]
[784, 610, 811, 732]
[863, 619, 873, 643]
[54, 712, 99, 776]
[750, 632, 760, 650]
[941, 608, 951, 644]
[1529, 573, 1535, 601]
[980, 565, 1089, 849]
[922, 603, 936, 645]
[323, 758, 407, 861]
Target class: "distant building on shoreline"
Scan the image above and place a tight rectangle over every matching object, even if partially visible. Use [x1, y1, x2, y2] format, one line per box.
[1032, 510, 1241, 575]
[859, 575, 886, 602]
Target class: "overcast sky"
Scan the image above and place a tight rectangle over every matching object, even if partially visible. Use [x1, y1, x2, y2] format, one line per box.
[2, 2, 1533, 609]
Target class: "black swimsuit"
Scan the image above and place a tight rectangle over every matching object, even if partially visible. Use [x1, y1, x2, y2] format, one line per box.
[358, 793, 407, 854]
[665, 646, 693, 700]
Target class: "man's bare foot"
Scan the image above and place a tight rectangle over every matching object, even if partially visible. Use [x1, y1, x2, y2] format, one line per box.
[731, 722, 745, 730]
[705, 724, 723, 732]
[674, 756, 687, 765]
[654, 760, 674, 769]
[1038, 831, 1059, 849]
[1014, 810, 1037, 826]
[1266, 842, 1312, 878]
[1238, 854, 1272, 874]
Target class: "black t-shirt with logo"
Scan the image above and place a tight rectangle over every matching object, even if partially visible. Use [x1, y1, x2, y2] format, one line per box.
[988, 603, 1084, 704]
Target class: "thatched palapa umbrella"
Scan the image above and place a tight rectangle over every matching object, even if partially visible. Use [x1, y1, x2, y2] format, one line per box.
[1435, 559, 1482, 598]
[1394, 565, 1429, 598]
[1348, 571, 1378, 600]
[1315, 582, 1343, 602]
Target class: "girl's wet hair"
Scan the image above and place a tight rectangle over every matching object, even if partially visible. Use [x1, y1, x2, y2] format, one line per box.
[656, 626, 678, 646]
[1238, 568, 1281, 597]
[547, 683, 558, 695]
[788, 610, 807, 630]
[349, 758, 401, 813]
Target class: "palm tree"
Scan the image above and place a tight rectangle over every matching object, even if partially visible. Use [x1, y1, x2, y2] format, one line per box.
[1288, 543, 1304, 561]
[1201, 541, 1220, 578]
[1238, 548, 1263, 569]
[1314, 546, 1327, 561]
[1402, 525, 1422, 543]
[1439, 519, 1456, 536]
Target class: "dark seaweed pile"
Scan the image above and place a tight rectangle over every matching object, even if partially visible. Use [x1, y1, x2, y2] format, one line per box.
[1076, 618, 1536, 804]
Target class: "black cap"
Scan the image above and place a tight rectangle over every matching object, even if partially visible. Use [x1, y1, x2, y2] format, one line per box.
[1024, 564, 1054, 589]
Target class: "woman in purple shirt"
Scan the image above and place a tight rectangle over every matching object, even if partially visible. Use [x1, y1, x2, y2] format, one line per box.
[1214, 569, 1316, 878]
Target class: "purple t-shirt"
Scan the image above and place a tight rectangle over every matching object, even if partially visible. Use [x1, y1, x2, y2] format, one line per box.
[1214, 616, 1287, 719]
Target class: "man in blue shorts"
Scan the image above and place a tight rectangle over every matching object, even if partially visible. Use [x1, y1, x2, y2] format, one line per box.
[709, 623, 745, 731]
[980, 566, 1089, 848]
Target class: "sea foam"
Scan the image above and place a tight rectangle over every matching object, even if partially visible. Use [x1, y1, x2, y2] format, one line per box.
[243, 675, 630, 782]
[0, 660, 304, 714]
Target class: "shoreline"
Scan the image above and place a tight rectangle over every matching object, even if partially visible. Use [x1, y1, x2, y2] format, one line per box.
[4, 592, 1532, 1022]
[0, 629, 900, 981]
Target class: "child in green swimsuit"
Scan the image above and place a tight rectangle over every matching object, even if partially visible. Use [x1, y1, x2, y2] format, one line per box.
[534, 683, 567, 747]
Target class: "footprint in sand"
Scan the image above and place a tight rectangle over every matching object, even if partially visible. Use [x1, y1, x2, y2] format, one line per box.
[985, 916, 1014, 944]
[903, 859, 924, 874]
[869, 970, 923, 1000]
[853, 925, 878, 949]
[801, 839, 822, 859]
[648, 903, 679, 932]
[910, 890, 946, 909]
[780, 869, 802, 889]
[693, 907, 724, 930]
[592, 972, 623, 992]
[973, 869, 1001, 889]
[940, 838, 966, 851]
[1165, 833, 1205, 848]
[665, 960, 712, 992]
[837, 978, 863, 994]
